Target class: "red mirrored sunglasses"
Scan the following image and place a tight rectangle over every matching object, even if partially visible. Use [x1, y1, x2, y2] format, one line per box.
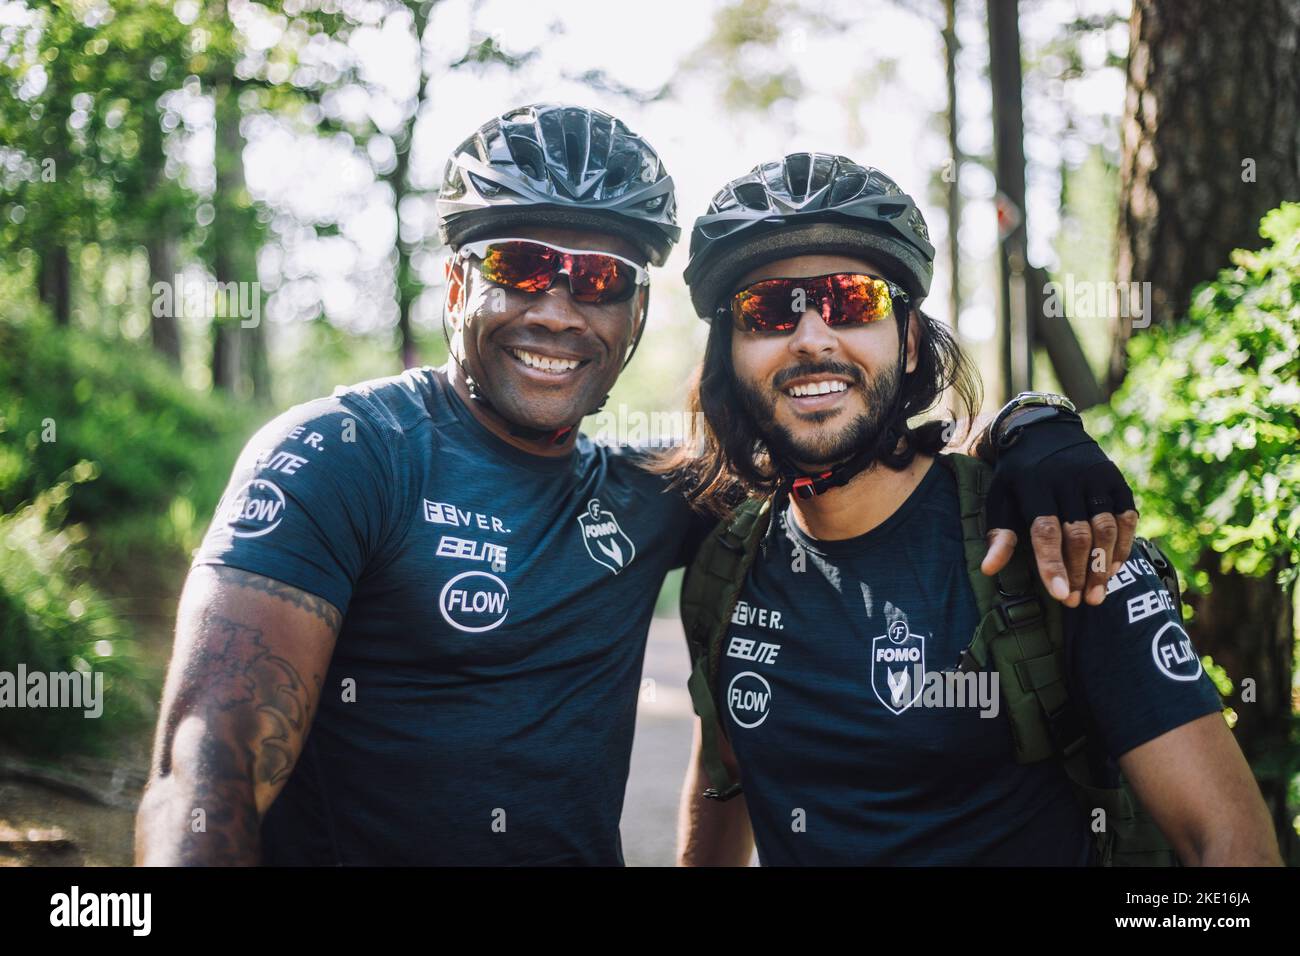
[723, 272, 909, 334]
[458, 238, 649, 305]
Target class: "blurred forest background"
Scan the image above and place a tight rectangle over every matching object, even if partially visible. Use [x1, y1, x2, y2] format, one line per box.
[0, 0, 1297, 865]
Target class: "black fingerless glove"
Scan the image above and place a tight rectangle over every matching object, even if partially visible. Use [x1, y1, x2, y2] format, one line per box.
[985, 414, 1136, 533]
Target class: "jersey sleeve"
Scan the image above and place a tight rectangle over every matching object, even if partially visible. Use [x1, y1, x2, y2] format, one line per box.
[1067, 550, 1225, 760]
[191, 394, 399, 618]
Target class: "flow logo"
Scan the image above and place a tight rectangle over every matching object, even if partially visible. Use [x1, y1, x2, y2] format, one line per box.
[577, 498, 636, 575]
[224, 479, 286, 538]
[1151, 621, 1202, 681]
[727, 671, 772, 728]
[439, 570, 510, 633]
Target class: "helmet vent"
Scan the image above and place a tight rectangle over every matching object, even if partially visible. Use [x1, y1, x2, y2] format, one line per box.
[828, 173, 866, 204]
[734, 182, 769, 210]
[783, 153, 812, 201]
[508, 135, 547, 181]
[877, 202, 907, 219]
[468, 172, 503, 198]
[605, 149, 633, 189]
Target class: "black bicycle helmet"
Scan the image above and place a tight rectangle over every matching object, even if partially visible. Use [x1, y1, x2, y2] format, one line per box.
[683, 152, 934, 319]
[436, 103, 680, 266]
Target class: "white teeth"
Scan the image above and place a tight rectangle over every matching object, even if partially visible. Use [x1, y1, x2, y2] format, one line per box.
[787, 380, 848, 397]
[510, 348, 580, 373]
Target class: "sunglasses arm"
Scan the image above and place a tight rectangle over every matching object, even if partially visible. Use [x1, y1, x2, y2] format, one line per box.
[621, 282, 651, 370]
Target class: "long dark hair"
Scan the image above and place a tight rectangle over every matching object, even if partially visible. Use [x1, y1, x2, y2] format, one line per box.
[656, 306, 983, 516]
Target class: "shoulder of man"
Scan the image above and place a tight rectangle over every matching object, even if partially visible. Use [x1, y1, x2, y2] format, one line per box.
[192, 373, 433, 613]
[326, 365, 448, 439]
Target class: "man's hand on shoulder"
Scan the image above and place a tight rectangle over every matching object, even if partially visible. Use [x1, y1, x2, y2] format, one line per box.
[976, 396, 1138, 608]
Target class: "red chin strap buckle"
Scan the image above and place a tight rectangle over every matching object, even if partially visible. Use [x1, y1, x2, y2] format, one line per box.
[790, 471, 834, 500]
[549, 425, 575, 445]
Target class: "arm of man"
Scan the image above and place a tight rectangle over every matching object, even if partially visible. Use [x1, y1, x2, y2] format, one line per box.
[1069, 547, 1281, 867]
[135, 392, 401, 865]
[1118, 713, 1281, 866]
[135, 567, 341, 865]
[676, 719, 754, 866]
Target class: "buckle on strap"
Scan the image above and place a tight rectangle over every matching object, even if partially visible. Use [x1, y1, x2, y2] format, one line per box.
[957, 647, 982, 673]
[703, 784, 744, 802]
[995, 592, 1042, 631]
[791, 476, 817, 499]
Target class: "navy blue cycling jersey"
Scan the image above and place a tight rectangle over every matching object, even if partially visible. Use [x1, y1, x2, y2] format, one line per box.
[716, 457, 1223, 865]
[193, 365, 709, 865]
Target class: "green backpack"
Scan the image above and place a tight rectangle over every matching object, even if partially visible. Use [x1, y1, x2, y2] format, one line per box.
[680, 452, 1182, 866]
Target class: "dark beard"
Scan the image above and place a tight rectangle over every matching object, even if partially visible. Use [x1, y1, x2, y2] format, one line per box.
[735, 358, 902, 469]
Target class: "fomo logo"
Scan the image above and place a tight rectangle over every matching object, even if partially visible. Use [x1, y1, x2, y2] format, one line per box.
[223, 479, 286, 538]
[577, 498, 636, 574]
[870, 620, 926, 715]
[439, 571, 509, 633]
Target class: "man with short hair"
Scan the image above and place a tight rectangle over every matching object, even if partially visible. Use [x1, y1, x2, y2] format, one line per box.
[137, 104, 696, 866]
[673, 153, 1281, 866]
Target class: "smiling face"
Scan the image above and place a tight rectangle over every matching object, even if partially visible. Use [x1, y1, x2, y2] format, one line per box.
[728, 253, 919, 470]
[446, 225, 649, 432]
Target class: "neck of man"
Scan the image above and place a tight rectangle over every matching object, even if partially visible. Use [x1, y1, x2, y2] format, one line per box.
[788, 450, 935, 542]
[446, 360, 579, 459]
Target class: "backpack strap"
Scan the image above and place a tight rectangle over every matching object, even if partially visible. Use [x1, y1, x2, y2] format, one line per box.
[679, 497, 772, 800]
[938, 453, 1083, 763]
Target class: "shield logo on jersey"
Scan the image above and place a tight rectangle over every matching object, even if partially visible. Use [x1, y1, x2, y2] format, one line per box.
[577, 498, 637, 575]
[870, 620, 925, 715]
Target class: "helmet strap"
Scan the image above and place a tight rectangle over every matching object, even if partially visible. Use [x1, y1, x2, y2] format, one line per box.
[778, 303, 911, 500]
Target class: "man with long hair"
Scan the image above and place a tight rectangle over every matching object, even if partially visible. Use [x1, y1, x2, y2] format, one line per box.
[672, 153, 1280, 866]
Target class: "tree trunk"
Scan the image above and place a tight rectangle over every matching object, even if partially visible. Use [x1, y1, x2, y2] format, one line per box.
[210, 77, 267, 398]
[942, 0, 961, 333]
[38, 245, 72, 326]
[147, 231, 182, 364]
[385, 2, 431, 372]
[1111, 0, 1300, 860]
[1108, 0, 1300, 391]
[985, 0, 1118, 410]
[987, 0, 1029, 403]
[390, 140, 419, 371]
[1186, 563, 1297, 860]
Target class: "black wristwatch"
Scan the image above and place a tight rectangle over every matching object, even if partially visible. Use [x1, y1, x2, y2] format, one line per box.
[989, 391, 1078, 452]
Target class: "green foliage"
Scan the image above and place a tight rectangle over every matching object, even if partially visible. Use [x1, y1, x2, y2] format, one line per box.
[0, 313, 256, 566]
[0, 1, 195, 256]
[1091, 203, 1300, 592]
[0, 310, 259, 755]
[0, 477, 153, 756]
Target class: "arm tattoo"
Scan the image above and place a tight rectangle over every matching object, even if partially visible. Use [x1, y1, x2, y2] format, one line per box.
[163, 614, 319, 787]
[144, 570, 335, 864]
[211, 566, 343, 630]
